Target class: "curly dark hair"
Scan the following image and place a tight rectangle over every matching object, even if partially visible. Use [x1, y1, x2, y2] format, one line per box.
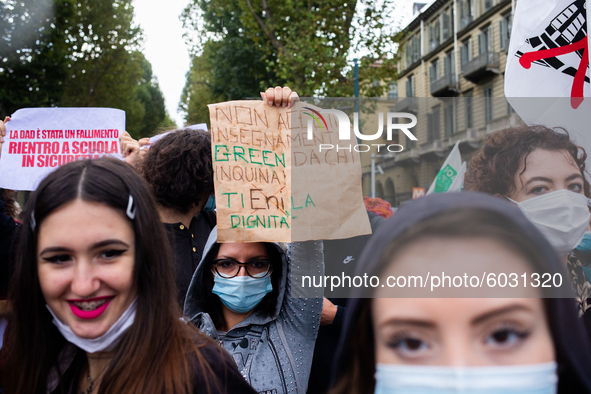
[140, 129, 214, 214]
[465, 125, 590, 197]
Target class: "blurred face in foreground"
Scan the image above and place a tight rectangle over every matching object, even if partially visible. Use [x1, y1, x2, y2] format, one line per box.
[372, 237, 555, 366]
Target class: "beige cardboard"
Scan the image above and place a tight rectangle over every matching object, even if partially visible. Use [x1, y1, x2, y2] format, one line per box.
[290, 101, 371, 241]
[208, 100, 370, 243]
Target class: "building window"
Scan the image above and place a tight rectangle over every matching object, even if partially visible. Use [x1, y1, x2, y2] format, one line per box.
[388, 82, 398, 99]
[444, 50, 454, 77]
[406, 75, 414, 97]
[460, 39, 472, 65]
[465, 89, 473, 129]
[499, 13, 512, 51]
[444, 101, 456, 138]
[484, 85, 493, 123]
[459, 0, 474, 29]
[429, 18, 441, 51]
[483, 0, 493, 13]
[407, 135, 417, 149]
[411, 35, 421, 63]
[427, 105, 441, 142]
[478, 25, 493, 55]
[430, 59, 440, 83]
[442, 9, 452, 41]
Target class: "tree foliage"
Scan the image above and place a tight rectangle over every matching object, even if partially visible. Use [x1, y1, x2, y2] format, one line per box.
[0, 0, 168, 138]
[179, 0, 400, 123]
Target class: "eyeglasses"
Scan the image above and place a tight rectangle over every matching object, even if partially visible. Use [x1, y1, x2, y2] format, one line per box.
[212, 258, 273, 278]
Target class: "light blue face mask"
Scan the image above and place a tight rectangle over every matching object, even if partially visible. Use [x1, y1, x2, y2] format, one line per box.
[212, 274, 272, 313]
[203, 195, 216, 212]
[374, 362, 558, 394]
[576, 231, 591, 254]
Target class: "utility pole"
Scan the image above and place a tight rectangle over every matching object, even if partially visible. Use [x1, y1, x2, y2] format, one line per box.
[371, 153, 376, 197]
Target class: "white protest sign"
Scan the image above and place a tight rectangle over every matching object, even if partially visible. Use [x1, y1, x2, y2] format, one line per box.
[0, 108, 125, 190]
[148, 130, 173, 145]
[186, 123, 208, 131]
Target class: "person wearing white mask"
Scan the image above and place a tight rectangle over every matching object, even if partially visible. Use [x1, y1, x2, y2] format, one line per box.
[0, 158, 256, 394]
[330, 193, 591, 394]
[465, 125, 591, 315]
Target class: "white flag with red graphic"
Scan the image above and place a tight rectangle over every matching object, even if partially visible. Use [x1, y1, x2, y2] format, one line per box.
[505, 0, 591, 169]
[505, 0, 590, 107]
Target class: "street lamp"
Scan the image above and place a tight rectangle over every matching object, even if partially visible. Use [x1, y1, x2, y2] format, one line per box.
[370, 153, 385, 198]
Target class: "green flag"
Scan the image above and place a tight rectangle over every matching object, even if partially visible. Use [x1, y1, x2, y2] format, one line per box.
[427, 140, 462, 194]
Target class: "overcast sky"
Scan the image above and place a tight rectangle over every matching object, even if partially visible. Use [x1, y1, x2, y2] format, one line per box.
[133, 0, 417, 127]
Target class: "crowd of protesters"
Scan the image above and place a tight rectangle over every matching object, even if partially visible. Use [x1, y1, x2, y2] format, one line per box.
[1, 86, 591, 393]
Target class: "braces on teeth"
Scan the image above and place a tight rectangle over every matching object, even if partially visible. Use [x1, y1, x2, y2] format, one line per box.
[72, 299, 109, 311]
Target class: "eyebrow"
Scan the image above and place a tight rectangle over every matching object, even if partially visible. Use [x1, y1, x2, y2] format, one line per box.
[216, 254, 269, 260]
[378, 305, 532, 330]
[378, 318, 436, 330]
[524, 173, 583, 187]
[472, 304, 532, 325]
[39, 239, 129, 256]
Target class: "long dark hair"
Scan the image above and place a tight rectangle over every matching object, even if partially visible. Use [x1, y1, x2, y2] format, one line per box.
[1, 158, 221, 394]
[201, 243, 283, 330]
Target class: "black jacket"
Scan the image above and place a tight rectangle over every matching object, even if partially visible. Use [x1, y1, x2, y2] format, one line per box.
[164, 211, 216, 307]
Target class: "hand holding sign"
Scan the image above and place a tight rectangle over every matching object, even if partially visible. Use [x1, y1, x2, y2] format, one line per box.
[120, 131, 141, 166]
[260, 86, 299, 108]
[0, 117, 9, 156]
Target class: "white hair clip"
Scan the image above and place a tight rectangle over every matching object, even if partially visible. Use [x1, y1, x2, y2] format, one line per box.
[126, 194, 136, 220]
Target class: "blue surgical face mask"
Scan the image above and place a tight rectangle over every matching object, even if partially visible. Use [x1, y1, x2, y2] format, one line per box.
[212, 274, 272, 313]
[576, 231, 591, 254]
[202, 195, 216, 212]
[374, 362, 558, 394]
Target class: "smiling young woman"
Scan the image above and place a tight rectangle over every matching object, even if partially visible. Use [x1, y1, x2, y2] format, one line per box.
[0, 158, 256, 394]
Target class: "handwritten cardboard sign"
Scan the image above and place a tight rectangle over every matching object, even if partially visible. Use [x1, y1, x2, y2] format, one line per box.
[209, 101, 291, 243]
[209, 100, 370, 243]
[0, 108, 125, 190]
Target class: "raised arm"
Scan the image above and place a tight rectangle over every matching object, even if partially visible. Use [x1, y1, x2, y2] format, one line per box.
[281, 241, 324, 338]
[0, 117, 10, 159]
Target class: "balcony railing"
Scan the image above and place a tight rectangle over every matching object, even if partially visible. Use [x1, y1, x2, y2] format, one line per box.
[393, 97, 419, 114]
[420, 140, 446, 160]
[394, 148, 421, 166]
[430, 74, 459, 97]
[461, 51, 500, 82]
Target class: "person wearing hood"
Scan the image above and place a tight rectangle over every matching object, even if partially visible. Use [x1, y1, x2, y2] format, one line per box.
[331, 192, 591, 394]
[465, 125, 591, 315]
[118, 87, 299, 309]
[184, 228, 323, 394]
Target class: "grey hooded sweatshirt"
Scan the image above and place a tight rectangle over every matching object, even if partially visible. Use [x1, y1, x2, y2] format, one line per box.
[183, 227, 323, 394]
